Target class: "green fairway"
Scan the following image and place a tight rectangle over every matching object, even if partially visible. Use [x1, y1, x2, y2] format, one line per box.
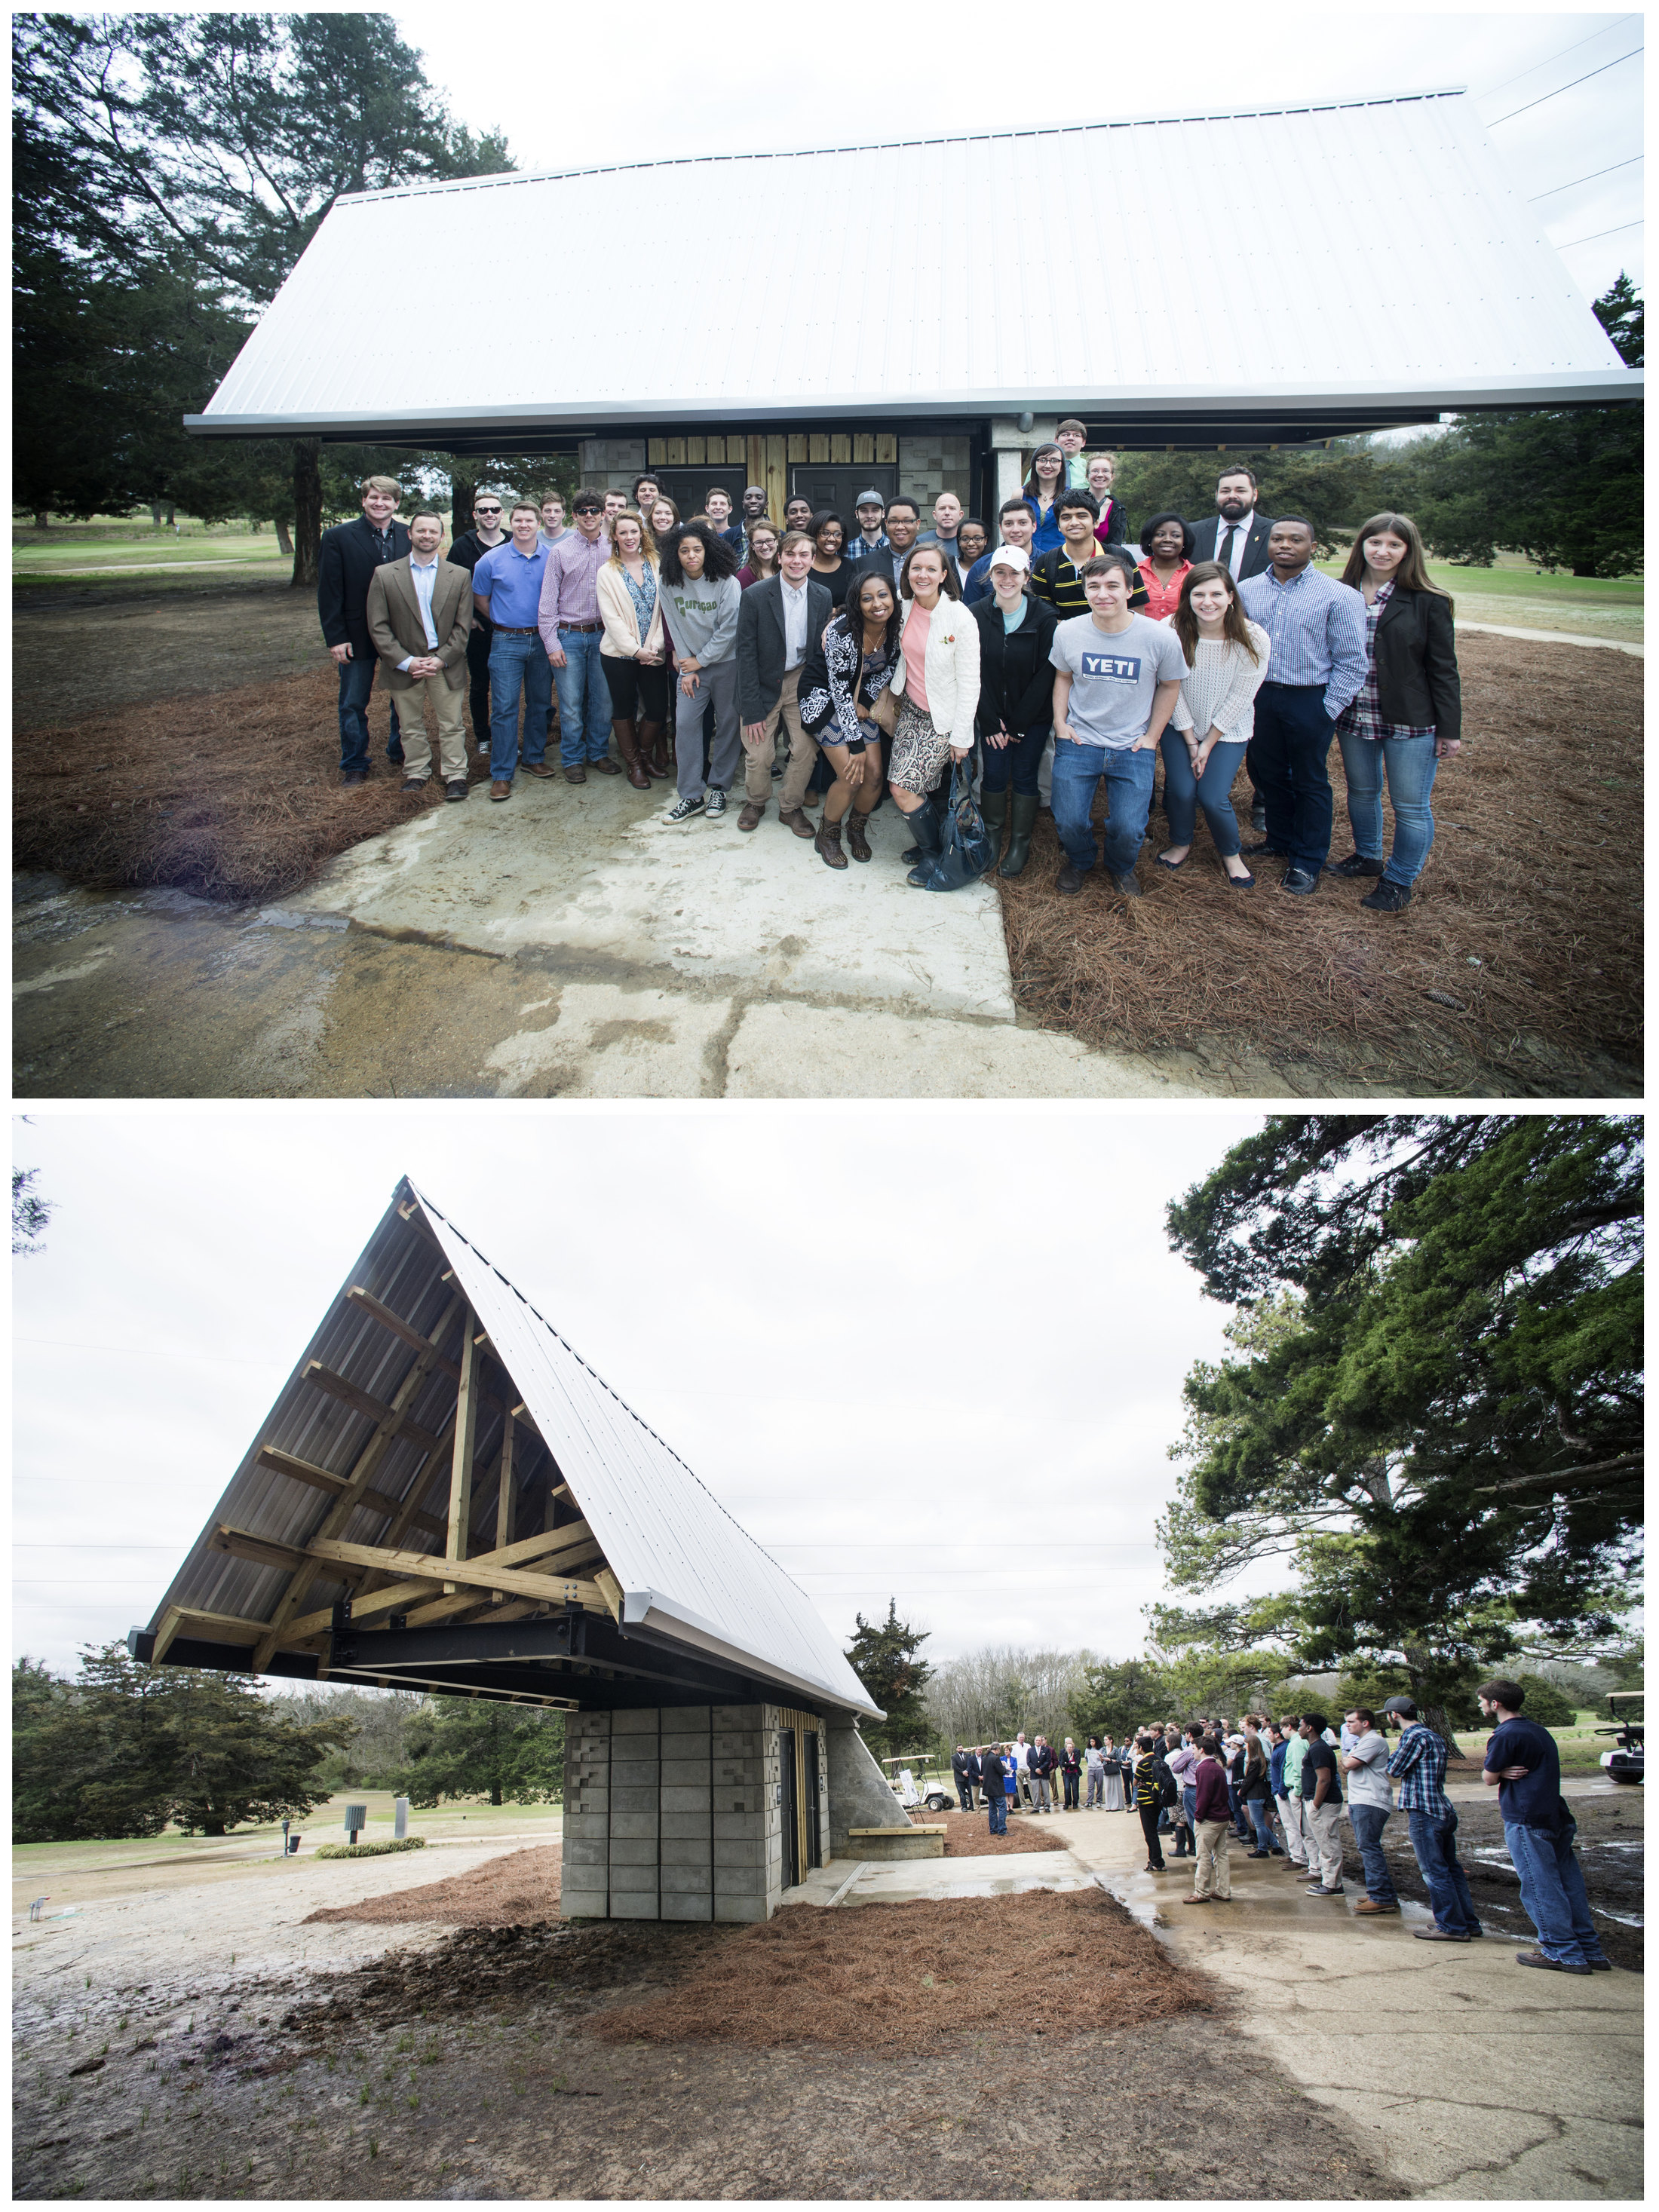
[1317, 549, 1643, 642]
[13, 524, 290, 581]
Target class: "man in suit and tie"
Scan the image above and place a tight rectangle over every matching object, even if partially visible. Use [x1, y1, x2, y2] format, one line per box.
[1188, 467, 1275, 580]
[734, 529, 833, 835]
[365, 510, 475, 801]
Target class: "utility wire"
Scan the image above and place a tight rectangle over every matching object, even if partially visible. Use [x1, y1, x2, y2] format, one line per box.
[1530, 154, 1643, 199]
[1487, 47, 1642, 127]
[1478, 14, 1637, 102]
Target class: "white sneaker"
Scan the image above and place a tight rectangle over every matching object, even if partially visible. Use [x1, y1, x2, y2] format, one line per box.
[704, 787, 727, 819]
[664, 792, 706, 824]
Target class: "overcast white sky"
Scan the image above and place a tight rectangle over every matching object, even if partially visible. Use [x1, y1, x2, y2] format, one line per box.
[13, 1108, 1274, 1680]
[391, 4, 1643, 301]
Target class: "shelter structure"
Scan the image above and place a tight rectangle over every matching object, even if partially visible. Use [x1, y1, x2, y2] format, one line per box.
[182, 90, 1638, 520]
[130, 1178, 903, 1922]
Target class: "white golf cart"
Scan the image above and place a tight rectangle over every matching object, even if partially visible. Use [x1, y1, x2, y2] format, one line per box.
[882, 1752, 953, 1814]
[1596, 1692, 1643, 1784]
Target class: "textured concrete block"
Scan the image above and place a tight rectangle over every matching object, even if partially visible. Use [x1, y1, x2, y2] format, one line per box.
[564, 1836, 609, 1867]
[659, 1786, 711, 1816]
[609, 1892, 659, 1919]
[609, 1742, 661, 1767]
[714, 1837, 767, 1868]
[609, 1786, 659, 1816]
[609, 1809, 660, 1839]
[712, 1733, 759, 1758]
[713, 1705, 764, 1729]
[608, 1862, 659, 1894]
[661, 1758, 711, 1788]
[608, 1835, 661, 1868]
[660, 1810, 711, 1841]
[716, 1788, 765, 1815]
[713, 1893, 770, 1923]
[612, 1707, 659, 1734]
[660, 1861, 713, 1892]
[571, 1711, 611, 1737]
[660, 1835, 713, 1868]
[561, 1886, 608, 1916]
[562, 1811, 610, 1842]
[661, 1892, 713, 1921]
[714, 1809, 767, 1840]
[661, 1706, 711, 1736]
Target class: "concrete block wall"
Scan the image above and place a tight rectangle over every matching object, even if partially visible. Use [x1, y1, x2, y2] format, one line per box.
[660, 1704, 713, 1922]
[561, 1709, 611, 1918]
[578, 439, 647, 487]
[713, 1702, 783, 1924]
[898, 435, 972, 516]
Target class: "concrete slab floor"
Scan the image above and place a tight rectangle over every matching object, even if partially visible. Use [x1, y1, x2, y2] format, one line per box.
[1038, 1805, 1643, 2202]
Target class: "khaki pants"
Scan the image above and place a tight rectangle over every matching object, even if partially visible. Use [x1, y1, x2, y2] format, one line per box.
[394, 669, 468, 784]
[741, 663, 817, 809]
[1194, 1817, 1232, 1898]
[1277, 1793, 1308, 1865]
[1303, 1799, 1344, 1889]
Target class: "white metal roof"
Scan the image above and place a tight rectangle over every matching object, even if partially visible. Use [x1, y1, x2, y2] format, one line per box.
[409, 1186, 879, 1716]
[188, 90, 1635, 439]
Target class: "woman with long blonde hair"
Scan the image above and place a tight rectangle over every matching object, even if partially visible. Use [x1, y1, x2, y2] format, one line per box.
[1330, 512, 1461, 914]
[1158, 561, 1271, 884]
[596, 509, 668, 787]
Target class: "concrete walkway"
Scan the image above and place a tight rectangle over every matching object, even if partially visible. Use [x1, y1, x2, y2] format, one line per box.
[1455, 620, 1642, 657]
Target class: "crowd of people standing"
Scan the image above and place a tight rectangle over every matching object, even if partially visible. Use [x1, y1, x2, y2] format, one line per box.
[949, 1679, 1612, 1978]
[318, 429, 1462, 912]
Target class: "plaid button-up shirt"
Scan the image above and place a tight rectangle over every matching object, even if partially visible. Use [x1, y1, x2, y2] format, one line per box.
[1337, 581, 1437, 743]
[1386, 1721, 1452, 1818]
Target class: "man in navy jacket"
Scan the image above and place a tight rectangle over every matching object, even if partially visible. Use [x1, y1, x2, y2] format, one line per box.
[317, 475, 411, 785]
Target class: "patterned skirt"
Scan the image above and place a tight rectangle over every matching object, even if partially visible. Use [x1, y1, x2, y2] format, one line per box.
[888, 697, 953, 798]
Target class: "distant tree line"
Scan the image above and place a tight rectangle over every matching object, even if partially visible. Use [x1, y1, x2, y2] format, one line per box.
[14, 1646, 566, 1843]
[1115, 274, 1642, 580]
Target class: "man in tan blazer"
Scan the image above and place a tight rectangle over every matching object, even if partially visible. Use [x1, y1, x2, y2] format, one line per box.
[366, 510, 474, 799]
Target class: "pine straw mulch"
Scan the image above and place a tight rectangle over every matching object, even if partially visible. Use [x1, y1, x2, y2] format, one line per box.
[582, 1886, 1207, 2056]
[937, 1806, 1066, 1855]
[14, 663, 491, 904]
[997, 633, 1642, 1089]
[301, 1842, 563, 1928]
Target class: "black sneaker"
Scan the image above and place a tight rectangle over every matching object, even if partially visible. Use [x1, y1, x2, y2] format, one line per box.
[1361, 879, 1412, 913]
[1328, 851, 1385, 878]
[664, 792, 706, 824]
[704, 786, 727, 819]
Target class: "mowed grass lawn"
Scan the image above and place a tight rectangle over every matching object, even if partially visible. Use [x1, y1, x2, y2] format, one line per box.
[1315, 548, 1643, 642]
[14, 521, 290, 582]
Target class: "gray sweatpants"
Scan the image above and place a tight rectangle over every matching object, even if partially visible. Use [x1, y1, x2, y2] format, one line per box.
[675, 658, 741, 801]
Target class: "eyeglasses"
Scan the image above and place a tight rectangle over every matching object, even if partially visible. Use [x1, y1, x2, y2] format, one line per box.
[475, 505, 501, 515]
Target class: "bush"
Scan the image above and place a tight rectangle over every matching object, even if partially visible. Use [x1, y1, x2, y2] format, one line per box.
[312, 1836, 427, 1860]
[1513, 1674, 1578, 1729]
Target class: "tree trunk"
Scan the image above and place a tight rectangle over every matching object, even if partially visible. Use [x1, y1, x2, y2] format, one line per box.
[274, 517, 293, 556]
[451, 471, 474, 541]
[490, 1780, 503, 1807]
[291, 438, 322, 587]
[149, 503, 162, 528]
[34, 511, 50, 531]
[1572, 562, 1599, 578]
[1403, 1643, 1466, 1759]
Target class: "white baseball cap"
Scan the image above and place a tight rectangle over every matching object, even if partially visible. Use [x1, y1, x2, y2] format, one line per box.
[986, 544, 1030, 576]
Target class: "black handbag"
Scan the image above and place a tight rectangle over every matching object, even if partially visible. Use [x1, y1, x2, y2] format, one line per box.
[913, 760, 996, 892]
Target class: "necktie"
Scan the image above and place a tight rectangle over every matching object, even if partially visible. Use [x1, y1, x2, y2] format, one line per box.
[1219, 525, 1238, 572]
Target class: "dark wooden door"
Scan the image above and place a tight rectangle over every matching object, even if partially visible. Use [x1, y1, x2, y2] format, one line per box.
[779, 1728, 800, 1889]
[805, 1731, 822, 1870]
[790, 464, 897, 521]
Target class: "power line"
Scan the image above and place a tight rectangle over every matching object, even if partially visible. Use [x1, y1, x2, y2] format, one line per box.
[1554, 218, 1645, 250]
[1478, 14, 1638, 102]
[1487, 47, 1642, 127]
[1530, 154, 1644, 200]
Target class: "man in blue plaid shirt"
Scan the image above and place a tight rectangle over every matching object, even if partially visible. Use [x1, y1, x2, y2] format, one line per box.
[1384, 1696, 1483, 1942]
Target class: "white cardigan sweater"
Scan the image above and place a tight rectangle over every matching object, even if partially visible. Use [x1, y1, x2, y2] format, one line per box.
[888, 593, 982, 742]
[596, 559, 666, 661]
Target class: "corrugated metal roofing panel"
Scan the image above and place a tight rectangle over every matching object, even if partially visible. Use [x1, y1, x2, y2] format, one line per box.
[190, 92, 1633, 435]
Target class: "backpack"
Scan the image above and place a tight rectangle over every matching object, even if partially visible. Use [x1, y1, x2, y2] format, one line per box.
[1152, 1756, 1179, 1809]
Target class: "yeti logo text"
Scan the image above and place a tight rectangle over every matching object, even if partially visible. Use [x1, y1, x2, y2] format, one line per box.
[1080, 652, 1142, 680]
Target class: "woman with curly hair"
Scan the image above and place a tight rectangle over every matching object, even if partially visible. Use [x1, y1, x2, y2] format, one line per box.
[1135, 511, 1197, 623]
[796, 568, 901, 868]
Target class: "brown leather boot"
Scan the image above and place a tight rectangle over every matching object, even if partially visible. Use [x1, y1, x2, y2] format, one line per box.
[638, 721, 667, 780]
[846, 806, 876, 862]
[613, 719, 651, 790]
[814, 814, 848, 869]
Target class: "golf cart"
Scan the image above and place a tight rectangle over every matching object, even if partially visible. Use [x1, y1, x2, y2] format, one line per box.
[882, 1753, 953, 1814]
[1596, 1692, 1643, 1784]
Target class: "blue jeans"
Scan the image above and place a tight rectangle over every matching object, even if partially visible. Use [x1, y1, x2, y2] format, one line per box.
[1247, 1797, 1277, 1852]
[553, 628, 612, 764]
[980, 722, 1050, 798]
[1505, 1818, 1605, 1966]
[1050, 739, 1155, 877]
[1339, 729, 1439, 887]
[487, 632, 552, 782]
[337, 651, 402, 775]
[1348, 1803, 1397, 1904]
[1160, 733, 1247, 857]
[987, 1794, 1007, 1837]
[1247, 682, 1335, 875]
[1406, 1807, 1482, 1936]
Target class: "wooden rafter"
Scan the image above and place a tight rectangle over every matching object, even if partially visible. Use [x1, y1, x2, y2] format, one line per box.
[444, 1312, 480, 1594]
[253, 1448, 448, 1539]
[302, 1362, 445, 1456]
[305, 1534, 602, 1609]
[286, 1522, 603, 1641]
[250, 1291, 463, 1669]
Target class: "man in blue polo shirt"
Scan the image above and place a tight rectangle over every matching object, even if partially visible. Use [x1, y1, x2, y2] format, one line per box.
[1480, 1678, 1611, 1975]
[471, 502, 554, 802]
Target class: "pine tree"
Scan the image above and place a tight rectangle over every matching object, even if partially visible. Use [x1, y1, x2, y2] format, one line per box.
[845, 1601, 934, 1759]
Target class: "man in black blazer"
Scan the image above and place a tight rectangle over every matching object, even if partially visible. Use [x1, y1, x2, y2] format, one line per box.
[1187, 466, 1275, 581]
[734, 530, 833, 835]
[317, 475, 411, 784]
[852, 497, 924, 598]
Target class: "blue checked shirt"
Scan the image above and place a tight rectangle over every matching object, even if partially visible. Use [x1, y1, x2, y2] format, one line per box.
[1238, 564, 1369, 722]
[1386, 1722, 1452, 1818]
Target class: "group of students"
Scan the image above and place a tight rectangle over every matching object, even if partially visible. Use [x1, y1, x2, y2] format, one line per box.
[321, 430, 1462, 912]
[953, 1680, 1611, 1978]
